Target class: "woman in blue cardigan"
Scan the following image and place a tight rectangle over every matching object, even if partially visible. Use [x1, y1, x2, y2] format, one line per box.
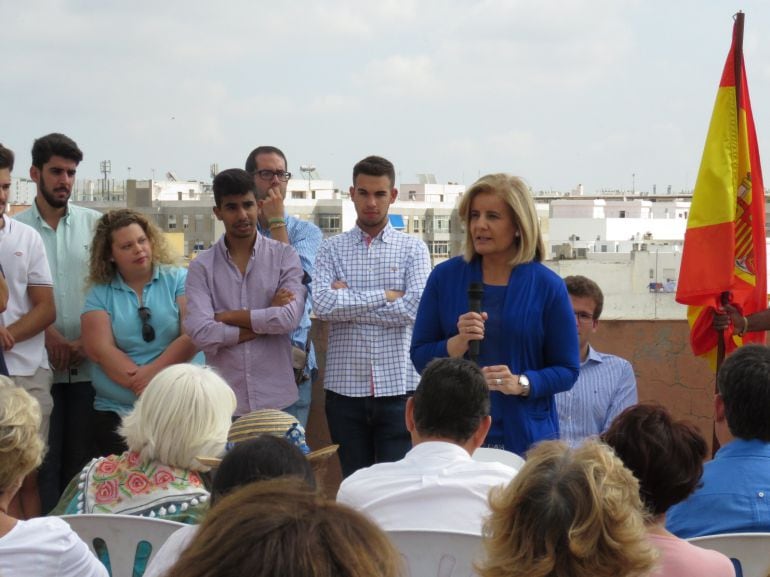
[411, 174, 579, 456]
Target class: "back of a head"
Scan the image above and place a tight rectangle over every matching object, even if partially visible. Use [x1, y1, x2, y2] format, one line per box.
[717, 344, 770, 441]
[479, 440, 656, 577]
[211, 436, 316, 505]
[120, 364, 236, 470]
[0, 386, 45, 492]
[166, 478, 403, 577]
[603, 403, 707, 516]
[413, 357, 489, 443]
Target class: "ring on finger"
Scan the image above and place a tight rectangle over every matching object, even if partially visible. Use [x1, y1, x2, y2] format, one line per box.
[495, 378, 502, 385]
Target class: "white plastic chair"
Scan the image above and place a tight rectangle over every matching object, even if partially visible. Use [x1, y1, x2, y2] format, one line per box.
[60, 514, 186, 577]
[688, 532, 770, 577]
[386, 529, 484, 577]
[472, 447, 525, 470]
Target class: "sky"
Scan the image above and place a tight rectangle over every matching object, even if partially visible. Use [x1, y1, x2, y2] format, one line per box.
[3, 0, 770, 194]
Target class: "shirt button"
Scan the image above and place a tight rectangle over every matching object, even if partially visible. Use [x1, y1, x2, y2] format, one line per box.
[759, 492, 765, 498]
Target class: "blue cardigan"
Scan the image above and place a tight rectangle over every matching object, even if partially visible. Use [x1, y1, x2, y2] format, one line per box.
[410, 256, 579, 455]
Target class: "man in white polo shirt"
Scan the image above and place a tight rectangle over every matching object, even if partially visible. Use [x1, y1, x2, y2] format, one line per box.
[0, 142, 56, 518]
[337, 357, 517, 534]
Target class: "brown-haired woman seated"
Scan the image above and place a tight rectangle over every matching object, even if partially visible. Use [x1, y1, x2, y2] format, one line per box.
[478, 439, 656, 577]
[165, 478, 403, 577]
[603, 403, 736, 577]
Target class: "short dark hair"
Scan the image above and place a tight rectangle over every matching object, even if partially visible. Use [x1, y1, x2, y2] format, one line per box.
[244, 146, 287, 174]
[413, 357, 490, 443]
[565, 275, 604, 319]
[212, 168, 256, 207]
[211, 436, 316, 506]
[31, 133, 83, 168]
[602, 403, 707, 516]
[717, 344, 770, 441]
[352, 155, 395, 188]
[0, 144, 14, 171]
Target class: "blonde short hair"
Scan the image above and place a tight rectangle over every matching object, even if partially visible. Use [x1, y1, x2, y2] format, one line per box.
[479, 440, 657, 577]
[120, 364, 236, 471]
[459, 174, 545, 267]
[0, 385, 45, 491]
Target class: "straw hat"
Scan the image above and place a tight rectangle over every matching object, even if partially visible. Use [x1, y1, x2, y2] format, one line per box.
[197, 409, 338, 468]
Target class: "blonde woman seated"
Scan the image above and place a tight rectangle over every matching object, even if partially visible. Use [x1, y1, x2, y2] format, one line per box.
[0, 380, 107, 577]
[479, 440, 657, 577]
[603, 404, 736, 577]
[53, 364, 235, 523]
[165, 478, 402, 577]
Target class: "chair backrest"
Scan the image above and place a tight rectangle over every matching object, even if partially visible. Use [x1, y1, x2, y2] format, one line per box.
[60, 514, 186, 577]
[688, 532, 770, 577]
[472, 447, 525, 470]
[386, 529, 484, 577]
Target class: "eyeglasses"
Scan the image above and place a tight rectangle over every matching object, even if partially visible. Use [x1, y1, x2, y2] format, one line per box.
[254, 169, 292, 182]
[138, 307, 156, 342]
[574, 311, 595, 324]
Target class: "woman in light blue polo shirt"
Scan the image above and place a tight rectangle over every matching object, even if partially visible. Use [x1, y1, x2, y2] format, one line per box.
[81, 209, 201, 456]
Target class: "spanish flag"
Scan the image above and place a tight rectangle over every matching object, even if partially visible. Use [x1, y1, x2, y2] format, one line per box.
[676, 12, 766, 368]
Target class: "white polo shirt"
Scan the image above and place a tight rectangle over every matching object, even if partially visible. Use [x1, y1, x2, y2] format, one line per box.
[0, 214, 53, 375]
[337, 441, 517, 534]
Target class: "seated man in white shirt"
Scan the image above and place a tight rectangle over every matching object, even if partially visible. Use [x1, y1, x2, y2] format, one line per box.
[336, 357, 518, 534]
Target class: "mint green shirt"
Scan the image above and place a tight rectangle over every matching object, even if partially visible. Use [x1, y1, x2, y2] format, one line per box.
[15, 201, 102, 383]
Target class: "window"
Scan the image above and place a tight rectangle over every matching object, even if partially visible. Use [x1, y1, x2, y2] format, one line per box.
[167, 215, 177, 230]
[428, 215, 451, 233]
[317, 213, 341, 233]
[428, 241, 450, 256]
[183, 214, 189, 229]
[619, 210, 626, 218]
[413, 216, 420, 233]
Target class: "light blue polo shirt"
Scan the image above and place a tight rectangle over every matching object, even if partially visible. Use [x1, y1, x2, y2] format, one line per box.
[15, 201, 102, 383]
[83, 265, 202, 416]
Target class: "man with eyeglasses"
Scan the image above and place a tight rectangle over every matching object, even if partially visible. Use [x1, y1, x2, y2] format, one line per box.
[555, 275, 637, 447]
[244, 146, 323, 428]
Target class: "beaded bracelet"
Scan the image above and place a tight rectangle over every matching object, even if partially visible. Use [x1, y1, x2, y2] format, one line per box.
[269, 222, 287, 231]
[268, 217, 286, 225]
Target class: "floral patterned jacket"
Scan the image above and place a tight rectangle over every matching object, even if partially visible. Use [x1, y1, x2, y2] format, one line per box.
[51, 451, 210, 523]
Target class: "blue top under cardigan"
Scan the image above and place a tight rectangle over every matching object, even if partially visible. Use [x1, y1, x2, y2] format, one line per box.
[410, 256, 579, 455]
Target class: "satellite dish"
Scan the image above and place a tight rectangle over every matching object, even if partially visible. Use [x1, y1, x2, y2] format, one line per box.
[166, 171, 178, 181]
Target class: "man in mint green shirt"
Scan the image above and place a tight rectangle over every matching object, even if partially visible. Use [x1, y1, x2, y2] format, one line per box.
[15, 133, 102, 513]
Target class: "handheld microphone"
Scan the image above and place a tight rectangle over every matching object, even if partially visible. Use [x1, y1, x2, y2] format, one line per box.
[467, 282, 484, 363]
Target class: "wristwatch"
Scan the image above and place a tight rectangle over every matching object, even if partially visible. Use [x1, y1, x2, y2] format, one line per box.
[518, 374, 530, 397]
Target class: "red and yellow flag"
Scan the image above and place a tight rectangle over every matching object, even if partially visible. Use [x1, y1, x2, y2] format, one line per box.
[676, 12, 766, 368]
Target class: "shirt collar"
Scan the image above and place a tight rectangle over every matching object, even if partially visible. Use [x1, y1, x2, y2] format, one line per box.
[31, 197, 71, 227]
[353, 221, 395, 244]
[583, 345, 604, 366]
[110, 265, 160, 290]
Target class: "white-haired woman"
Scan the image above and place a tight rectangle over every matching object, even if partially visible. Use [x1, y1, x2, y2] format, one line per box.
[0, 380, 107, 576]
[53, 364, 236, 523]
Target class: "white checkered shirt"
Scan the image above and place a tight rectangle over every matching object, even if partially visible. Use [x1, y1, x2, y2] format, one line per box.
[313, 223, 431, 397]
